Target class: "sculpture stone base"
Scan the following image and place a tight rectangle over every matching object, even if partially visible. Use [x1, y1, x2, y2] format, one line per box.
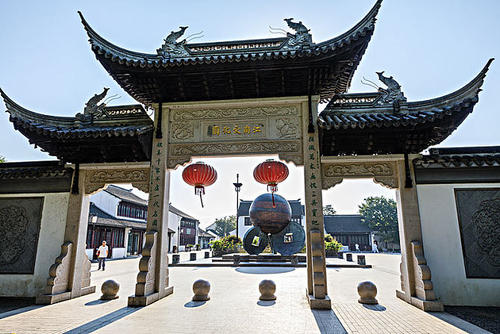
[396, 290, 443, 312]
[128, 286, 173, 307]
[306, 290, 331, 309]
[35, 285, 95, 305]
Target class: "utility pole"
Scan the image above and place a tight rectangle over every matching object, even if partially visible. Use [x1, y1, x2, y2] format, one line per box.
[233, 173, 242, 239]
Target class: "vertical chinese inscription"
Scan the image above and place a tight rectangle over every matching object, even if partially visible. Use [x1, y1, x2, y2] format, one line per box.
[149, 139, 164, 229]
[301, 98, 329, 304]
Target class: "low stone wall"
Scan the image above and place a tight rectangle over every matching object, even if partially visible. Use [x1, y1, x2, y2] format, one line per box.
[0, 193, 69, 297]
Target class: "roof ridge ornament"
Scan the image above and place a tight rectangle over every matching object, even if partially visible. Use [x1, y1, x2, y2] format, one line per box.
[76, 87, 109, 122]
[282, 18, 313, 49]
[375, 71, 407, 111]
[156, 26, 190, 58]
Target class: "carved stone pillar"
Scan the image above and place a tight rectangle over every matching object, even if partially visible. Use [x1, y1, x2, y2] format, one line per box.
[395, 159, 443, 311]
[320, 155, 442, 311]
[129, 103, 173, 306]
[302, 97, 330, 309]
[36, 168, 95, 304]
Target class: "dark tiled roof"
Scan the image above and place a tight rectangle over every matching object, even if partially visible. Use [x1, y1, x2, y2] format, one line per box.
[0, 160, 71, 179]
[198, 227, 214, 238]
[89, 202, 147, 229]
[318, 59, 493, 155]
[0, 160, 74, 194]
[324, 214, 371, 234]
[238, 199, 304, 217]
[105, 184, 148, 206]
[1, 88, 153, 163]
[415, 146, 500, 169]
[78, 1, 381, 104]
[104, 184, 199, 221]
[170, 205, 198, 221]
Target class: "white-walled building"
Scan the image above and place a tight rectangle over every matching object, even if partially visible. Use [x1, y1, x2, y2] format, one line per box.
[86, 184, 204, 259]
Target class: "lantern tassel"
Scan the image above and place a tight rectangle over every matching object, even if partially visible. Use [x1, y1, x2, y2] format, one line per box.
[195, 186, 205, 208]
[267, 184, 278, 208]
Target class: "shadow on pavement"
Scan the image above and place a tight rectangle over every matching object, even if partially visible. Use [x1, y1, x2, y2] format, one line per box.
[63, 307, 141, 333]
[311, 309, 347, 334]
[85, 299, 112, 306]
[235, 267, 295, 274]
[184, 301, 206, 308]
[0, 304, 43, 320]
[257, 300, 276, 307]
[362, 304, 386, 311]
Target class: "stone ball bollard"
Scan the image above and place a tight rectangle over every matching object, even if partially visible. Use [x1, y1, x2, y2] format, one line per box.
[192, 279, 211, 301]
[259, 280, 276, 301]
[357, 281, 378, 305]
[100, 279, 120, 300]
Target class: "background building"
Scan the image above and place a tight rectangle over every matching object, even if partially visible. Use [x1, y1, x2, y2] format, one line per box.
[323, 214, 373, 251]
[86, 184, 205, 258]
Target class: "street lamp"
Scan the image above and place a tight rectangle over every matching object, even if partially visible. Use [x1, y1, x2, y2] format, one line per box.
[233, 173, 243, 239]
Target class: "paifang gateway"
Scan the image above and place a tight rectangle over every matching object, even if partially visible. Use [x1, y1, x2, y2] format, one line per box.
[0, 0, 498, 313]
[0, 0, 493, 164]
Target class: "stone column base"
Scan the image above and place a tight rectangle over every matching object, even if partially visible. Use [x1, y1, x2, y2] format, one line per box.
[306, 289, 331, 309]
[35, 285, 96, 305]
[128, 286, 174, 307]
[396, 289, 443, 312]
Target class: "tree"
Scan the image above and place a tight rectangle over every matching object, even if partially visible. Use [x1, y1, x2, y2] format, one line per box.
[213, 215, 236, 237]
[323, 204, 336, 216]
[0, 156, 5, 163]
[358, 196, 399, 250]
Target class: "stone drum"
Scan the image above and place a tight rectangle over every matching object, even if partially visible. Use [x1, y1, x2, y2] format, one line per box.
[259, 279, 276, 301]
[250, 193, 291, 234]
[192, 279, 211, 301]
[100, 280, 120, 300]
[357, 281, 378, 305]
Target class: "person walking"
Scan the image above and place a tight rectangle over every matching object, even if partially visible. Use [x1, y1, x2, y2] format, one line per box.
[97, 240, 108, 271]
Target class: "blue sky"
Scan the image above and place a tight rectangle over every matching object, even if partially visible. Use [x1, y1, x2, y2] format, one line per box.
[0, 1, 498, 227]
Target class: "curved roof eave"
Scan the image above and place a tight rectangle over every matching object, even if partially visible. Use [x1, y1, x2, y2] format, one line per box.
[78, 1, 382, 66]
[408, 58, 494, 110]
[1, 88, 76, 126]
[318, 59, 493, 132]
[316, 0, 382, 48]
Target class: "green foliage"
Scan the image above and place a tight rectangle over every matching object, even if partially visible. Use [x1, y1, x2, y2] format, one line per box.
[325, 239, 343, 253]
[0, 156, 5, 163]
[359, 196, 399, 247]
[209, 235, 242, 253]
[213, 215, 236, 237]
[323, 204, 336, 215]
[225, 235, 242, 245]
[186, 244, 194, 248]
[324, 234, 334, 242]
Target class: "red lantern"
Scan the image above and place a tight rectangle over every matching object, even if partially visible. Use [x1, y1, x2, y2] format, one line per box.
[253, 159, 289, 207]
[182, 162, 217, 208]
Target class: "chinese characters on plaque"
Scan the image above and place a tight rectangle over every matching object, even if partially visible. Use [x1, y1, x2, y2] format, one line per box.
[207, 123, 264, 138]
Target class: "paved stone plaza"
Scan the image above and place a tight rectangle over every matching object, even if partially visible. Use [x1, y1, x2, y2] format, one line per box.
[0, 254, 489, 334]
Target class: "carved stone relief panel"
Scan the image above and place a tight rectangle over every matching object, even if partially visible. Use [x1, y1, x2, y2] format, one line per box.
[455, 188, 500, 278]
[321, 161, 398, 190]
[85, 168, 150, 194]
[167, 140, 303, 169]
[166, 103, 304, 169]
[169, 105, 301, 143]
[0, 197, 44, 274]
